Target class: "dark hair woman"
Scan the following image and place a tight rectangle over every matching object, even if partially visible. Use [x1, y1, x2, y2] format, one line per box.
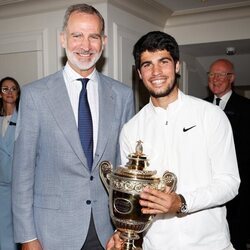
[0, 76, 20, 250]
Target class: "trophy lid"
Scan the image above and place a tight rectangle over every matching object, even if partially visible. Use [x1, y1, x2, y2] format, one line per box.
[115, 141, 157, 179]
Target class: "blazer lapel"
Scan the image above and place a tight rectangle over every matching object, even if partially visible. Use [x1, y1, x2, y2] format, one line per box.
[2, 111, 17, 148]
[93, 73, 115, 169]
[224, 92, 239, 126]
[224, 92, 236, 112]
[43, 71, 87, 167]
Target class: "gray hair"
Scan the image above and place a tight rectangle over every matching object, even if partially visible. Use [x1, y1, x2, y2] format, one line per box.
[62, 4, 105, 35]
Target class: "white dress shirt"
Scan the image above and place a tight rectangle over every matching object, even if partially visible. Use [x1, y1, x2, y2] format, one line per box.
[213, 90, 232, 110]
[63, 63, 99, 155]
[1, 115, 11, 136]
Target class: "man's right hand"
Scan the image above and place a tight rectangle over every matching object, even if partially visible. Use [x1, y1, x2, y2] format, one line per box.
[106, 231, 123, 250]
[21, 240, 42, 250]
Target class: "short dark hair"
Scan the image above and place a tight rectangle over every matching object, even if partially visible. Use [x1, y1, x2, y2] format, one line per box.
[133, 31, 179, 70]
[62, 4, 105, 35]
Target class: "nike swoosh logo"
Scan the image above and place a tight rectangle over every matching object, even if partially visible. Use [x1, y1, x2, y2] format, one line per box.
[183, 125, 196, 132]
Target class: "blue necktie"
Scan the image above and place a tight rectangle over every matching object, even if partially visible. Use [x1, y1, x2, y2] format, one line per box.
[78, 78, 93, 170]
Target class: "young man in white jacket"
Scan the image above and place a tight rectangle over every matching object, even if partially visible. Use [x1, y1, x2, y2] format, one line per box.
[107, 31, 240, 250]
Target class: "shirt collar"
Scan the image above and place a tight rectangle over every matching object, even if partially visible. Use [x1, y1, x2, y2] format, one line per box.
[149, 89, 183, 114]
[63, 62, 97, 82]
[214, 90, 232, 103]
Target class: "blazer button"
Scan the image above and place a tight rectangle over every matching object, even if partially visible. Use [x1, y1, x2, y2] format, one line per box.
[90, 176, 94, 181]
[86, 200, 91, 205]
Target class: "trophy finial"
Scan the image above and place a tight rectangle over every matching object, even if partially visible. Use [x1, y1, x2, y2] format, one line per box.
[126, 140, 148, 170]
[135, 140, 143, 156]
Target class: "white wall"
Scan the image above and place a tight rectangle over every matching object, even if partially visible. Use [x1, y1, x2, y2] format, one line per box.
[106, 4, 161, 87]
[0, 0, 162, 91]
[166, 7, 250, 44]
[0, 8, 65, 86]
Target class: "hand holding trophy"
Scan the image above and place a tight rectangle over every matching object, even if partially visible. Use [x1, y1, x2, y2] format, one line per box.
[99, 141, 177, 250]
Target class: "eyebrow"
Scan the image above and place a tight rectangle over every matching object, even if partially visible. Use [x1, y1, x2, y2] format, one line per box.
[140, 60, 151, 67]
[70, 32, 102, 37]
[140, 56, 173, 67]
[160, 56, 174, 62]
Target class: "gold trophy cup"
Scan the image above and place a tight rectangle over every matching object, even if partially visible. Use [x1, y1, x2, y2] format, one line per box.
[99, 141, 177, 250]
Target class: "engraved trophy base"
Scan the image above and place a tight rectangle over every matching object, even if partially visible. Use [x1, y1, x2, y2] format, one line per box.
[120, 231, 142, 250]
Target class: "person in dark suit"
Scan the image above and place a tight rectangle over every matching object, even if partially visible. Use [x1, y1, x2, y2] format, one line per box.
[205, 58, 250, 250]
[12, 4, 134, 250]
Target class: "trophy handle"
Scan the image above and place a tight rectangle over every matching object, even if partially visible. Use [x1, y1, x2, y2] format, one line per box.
[99, 160, 113, 191]
[160, 171, 177, 192]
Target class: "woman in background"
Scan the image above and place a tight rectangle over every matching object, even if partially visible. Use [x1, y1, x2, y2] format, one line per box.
[0, 76, 20, 250]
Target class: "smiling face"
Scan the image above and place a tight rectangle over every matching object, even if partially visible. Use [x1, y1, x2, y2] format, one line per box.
[208, 59, 235, 98]
[138, 49, 179, 107]
[0, 79, 19, 106]
[60, 11, 107, 77]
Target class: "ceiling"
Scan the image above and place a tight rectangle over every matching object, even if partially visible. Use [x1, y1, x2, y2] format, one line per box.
[155, 0, 250, 13]
[154, 0, 250, 88]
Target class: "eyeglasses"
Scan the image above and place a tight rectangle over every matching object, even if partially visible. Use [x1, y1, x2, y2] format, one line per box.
[1, 86, 18, 94]
[207, 72, 233, 79]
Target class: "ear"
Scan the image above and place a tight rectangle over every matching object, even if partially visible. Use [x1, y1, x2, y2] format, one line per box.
[102, 35, 107, 47]
[60, 31, 66, 49]
[137, 69, 142, 80]
[175, 61, 180, 74]
[230, 73, 236, 83]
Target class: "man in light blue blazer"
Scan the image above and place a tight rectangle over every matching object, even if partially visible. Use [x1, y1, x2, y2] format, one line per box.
[12, 4, 134, 250]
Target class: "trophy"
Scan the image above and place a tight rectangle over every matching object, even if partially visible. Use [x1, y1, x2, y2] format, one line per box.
[99, 140, 177, 250]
